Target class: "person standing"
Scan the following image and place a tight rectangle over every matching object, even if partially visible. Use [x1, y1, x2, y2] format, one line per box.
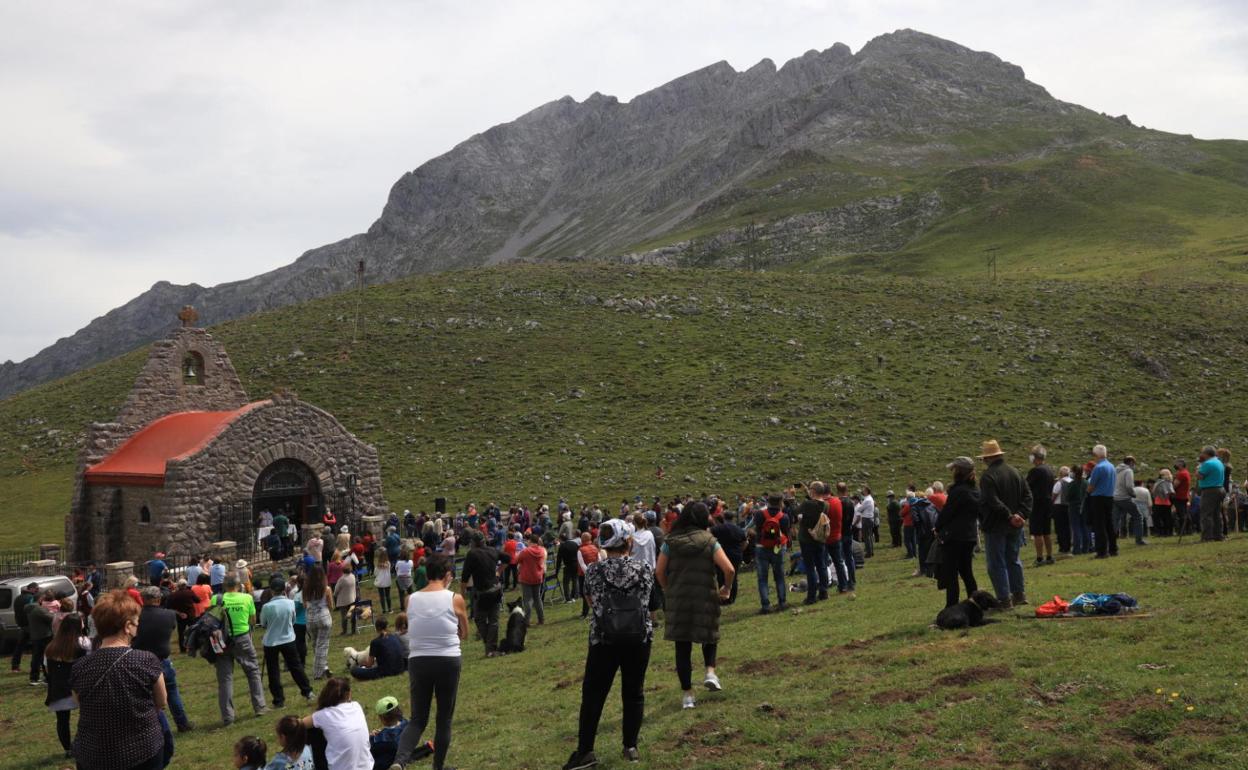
[819, 487, 849, 594]
[853, 487, 876, 558]
[166, 579, 199, 654]
[935, 457, 982, 607]
[1172, 460, 1192, 534]
[709, 511, 746, 605]
[576, 533, 601, 620]
[656, 502, 734, 710]
[303, 566, 334, 680]
[26, 588, 54, 686]
[1113, 456, 1145, 545]
[133, 586, 194, 732]
[1197, 445, 1227, 542]
[556, 533, 582, 602]
[1051, 467, 1072, 554]
[212, 576, 267, 725]
[259, 585, 314, 707]
[71, 590, 168, 770]
[836, 483, 858, 593]
[795, 485, 830, 605]
[334, 567, 358, 636]
[44, 612, 88, 759]
[210, 559, 227, 595]
[752, 494, 790, 614]
[1151, 470, 1175, 537]
[272, 511, 290, 560]
[375, 548, 394, 615]
[886, 491, 902, 548]
[563, 521, 655, 769]
[1086, 445, 1118, 558]
[977, 440, 1033, 607]
[1067, 464, 1090, 554]
[10, 581, 37, 675]
[1026, 445, 1056, 565]
[461, 532, 507, 657]
[390, 555, 469, 770]
[516, 532, 548, 625]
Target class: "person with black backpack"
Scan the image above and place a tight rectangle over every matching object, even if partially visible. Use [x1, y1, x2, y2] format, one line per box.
[562, 520, 655, 770]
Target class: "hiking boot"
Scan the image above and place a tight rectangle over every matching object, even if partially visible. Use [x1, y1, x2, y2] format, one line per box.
[818, 590, 828, 600]
[704, 671, 722, 692]
[177, 722, 195, 733]
[562, 751, 599, 770]
[682, 693, 697, 710]
[623, 747, 641, 762]
[1011, 593, 1028, 607]
[758, 606, 771, 615]
[1044, 556, 1054, 565]
[802, 597, 817, 606]
[1034, 558, 1044, 567]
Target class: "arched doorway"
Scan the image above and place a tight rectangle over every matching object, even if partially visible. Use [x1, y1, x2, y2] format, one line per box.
[252, 458, 322, 528]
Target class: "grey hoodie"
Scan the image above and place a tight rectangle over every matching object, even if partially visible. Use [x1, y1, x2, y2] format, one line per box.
[1114, 463, 1136, 501]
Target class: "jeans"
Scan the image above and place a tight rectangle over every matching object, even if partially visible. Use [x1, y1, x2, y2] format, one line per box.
[1052, 504, 1071, 552]
[472, 589, 501, 654]
[579, 576, 589, 617]
[674, 641, 717, 691]
[903, 526, 917, 558]
[214, 632, 266, 723]
[1130, 503, 1148, 544]
[825, 539, 848, 592]
[307, 609, 333, 678]
[840, 537, 857, 589]
[339, 604, 357, 635]
[754, 546, 787, 609]
[576, 642, 651, 754]
[799, 542, 828, 600]
[1200, 488, 1225, 541]
[28, 635, 48, 683]
[395, 656, 461, 770]
[860, 523, 874, 557]
[941, 540, 978, 607]
[984, 528, 1024, 601]
[9, 627, 29, 671]
[378, 585, 392, 614]
[1113, 499, 1133, 538]
[293, 623, 307, 665]
[161, 657, 191, 728]
[1088, 496, 1118, 557]
[1069, 499, 1092, 554]
[520, 583, 544, 624]
[264, 641, 312, 705]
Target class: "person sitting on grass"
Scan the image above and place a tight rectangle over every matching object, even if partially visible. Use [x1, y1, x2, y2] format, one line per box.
[263, 715, 314, 770]
[232, 735, 268, 770]
[349, 617, 407, 681]
[303, 677, 373, 770]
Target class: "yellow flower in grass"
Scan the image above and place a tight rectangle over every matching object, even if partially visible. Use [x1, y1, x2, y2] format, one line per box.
[1170, 692, 1180, 698]
[1186, 706, 1195, 712]
[1155, 688, 1163, 694]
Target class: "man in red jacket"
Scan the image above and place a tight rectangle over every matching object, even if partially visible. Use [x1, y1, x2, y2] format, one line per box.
[1173, 459, 1192, 534]
[516, 532, 548, 625]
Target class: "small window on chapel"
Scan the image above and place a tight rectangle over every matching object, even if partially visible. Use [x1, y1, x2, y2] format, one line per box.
[183, 351, 205, 385]
[140, 505, 152, 523]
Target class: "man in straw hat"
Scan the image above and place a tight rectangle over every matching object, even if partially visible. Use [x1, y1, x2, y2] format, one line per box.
[976, 440, 1033, 608]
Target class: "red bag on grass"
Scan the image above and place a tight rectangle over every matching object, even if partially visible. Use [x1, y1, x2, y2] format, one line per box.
[1035, 596, 1070, 617]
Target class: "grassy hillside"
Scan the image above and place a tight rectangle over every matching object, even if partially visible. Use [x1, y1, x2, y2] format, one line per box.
[3, 537, 1248, 769]
[1, 263, 1246, 539]
[640, 127, 1248, 280]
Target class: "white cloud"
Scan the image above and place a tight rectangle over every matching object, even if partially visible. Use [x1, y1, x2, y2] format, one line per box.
[1, 0, 1245, 362]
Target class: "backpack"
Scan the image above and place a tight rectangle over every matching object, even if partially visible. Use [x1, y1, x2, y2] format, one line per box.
[811, 512, 831, 543]
[599, 588, 647, 645]
[911, 500, 937, 536]
[759, 510, 787, 549]
[185, 603, 232, 663]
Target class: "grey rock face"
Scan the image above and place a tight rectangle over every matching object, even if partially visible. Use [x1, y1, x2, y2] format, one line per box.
[2, 29, 1121, 397]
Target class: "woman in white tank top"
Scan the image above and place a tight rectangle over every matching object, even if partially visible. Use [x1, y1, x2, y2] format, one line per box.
[392, 554, 468, 770]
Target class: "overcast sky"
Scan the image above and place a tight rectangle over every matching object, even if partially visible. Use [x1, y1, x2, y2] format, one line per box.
[2, 0, 1246, 363]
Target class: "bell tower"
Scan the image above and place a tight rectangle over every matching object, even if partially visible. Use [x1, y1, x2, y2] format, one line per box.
[114, 306, 250, 427]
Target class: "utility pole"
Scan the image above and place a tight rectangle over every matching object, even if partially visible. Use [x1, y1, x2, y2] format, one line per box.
[351, 259, 365, 344]
[985, 246, 1000, 282]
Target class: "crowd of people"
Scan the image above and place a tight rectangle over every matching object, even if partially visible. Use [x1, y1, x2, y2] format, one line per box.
[6, 439, 1247, 770]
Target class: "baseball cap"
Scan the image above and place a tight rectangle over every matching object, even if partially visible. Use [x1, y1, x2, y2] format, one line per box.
[375, 696, 400, 716]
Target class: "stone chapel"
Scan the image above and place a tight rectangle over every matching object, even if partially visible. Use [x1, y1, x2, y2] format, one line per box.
[66, 309, 388, 562]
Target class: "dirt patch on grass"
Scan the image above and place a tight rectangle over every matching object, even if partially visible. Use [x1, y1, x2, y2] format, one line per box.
[735, 652, 801, 675]
[1033, 681, 1087, 704]
[872, 688, 923, 704]
[933, 664, 1012, 688]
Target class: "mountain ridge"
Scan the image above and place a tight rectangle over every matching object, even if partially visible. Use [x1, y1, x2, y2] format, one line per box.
[5, 28, 1248, 398]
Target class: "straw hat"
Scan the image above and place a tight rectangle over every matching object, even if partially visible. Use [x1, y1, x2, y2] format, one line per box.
[977, 440, 1005, 459]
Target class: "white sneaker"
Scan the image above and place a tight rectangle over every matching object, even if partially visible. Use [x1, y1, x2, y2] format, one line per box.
[704, 672, 722, 692]
[681, 693, 696, 710]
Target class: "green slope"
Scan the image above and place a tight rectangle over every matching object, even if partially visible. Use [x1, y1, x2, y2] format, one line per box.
[3, 263, 1246, 535]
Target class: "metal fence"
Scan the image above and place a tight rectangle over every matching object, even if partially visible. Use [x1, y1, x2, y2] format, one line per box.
[0, 547, 44, 579]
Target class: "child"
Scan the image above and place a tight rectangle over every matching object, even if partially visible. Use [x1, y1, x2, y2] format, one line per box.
[232, 735, 267, 770]
[370, 696, 411, 770]
[264, 715, 314, 770]
[302, 677, 372, 770]
[44, 613, 87, 758]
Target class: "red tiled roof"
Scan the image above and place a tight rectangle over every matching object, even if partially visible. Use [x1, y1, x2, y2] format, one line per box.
[85, 402, 266, 487]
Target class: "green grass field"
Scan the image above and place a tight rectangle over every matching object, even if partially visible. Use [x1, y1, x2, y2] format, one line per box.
[3, 536, 1247, 769]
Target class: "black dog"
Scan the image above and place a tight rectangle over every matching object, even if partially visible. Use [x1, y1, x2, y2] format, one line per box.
[934, 590, 1000, 630]
[497, 598, 528, 653]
